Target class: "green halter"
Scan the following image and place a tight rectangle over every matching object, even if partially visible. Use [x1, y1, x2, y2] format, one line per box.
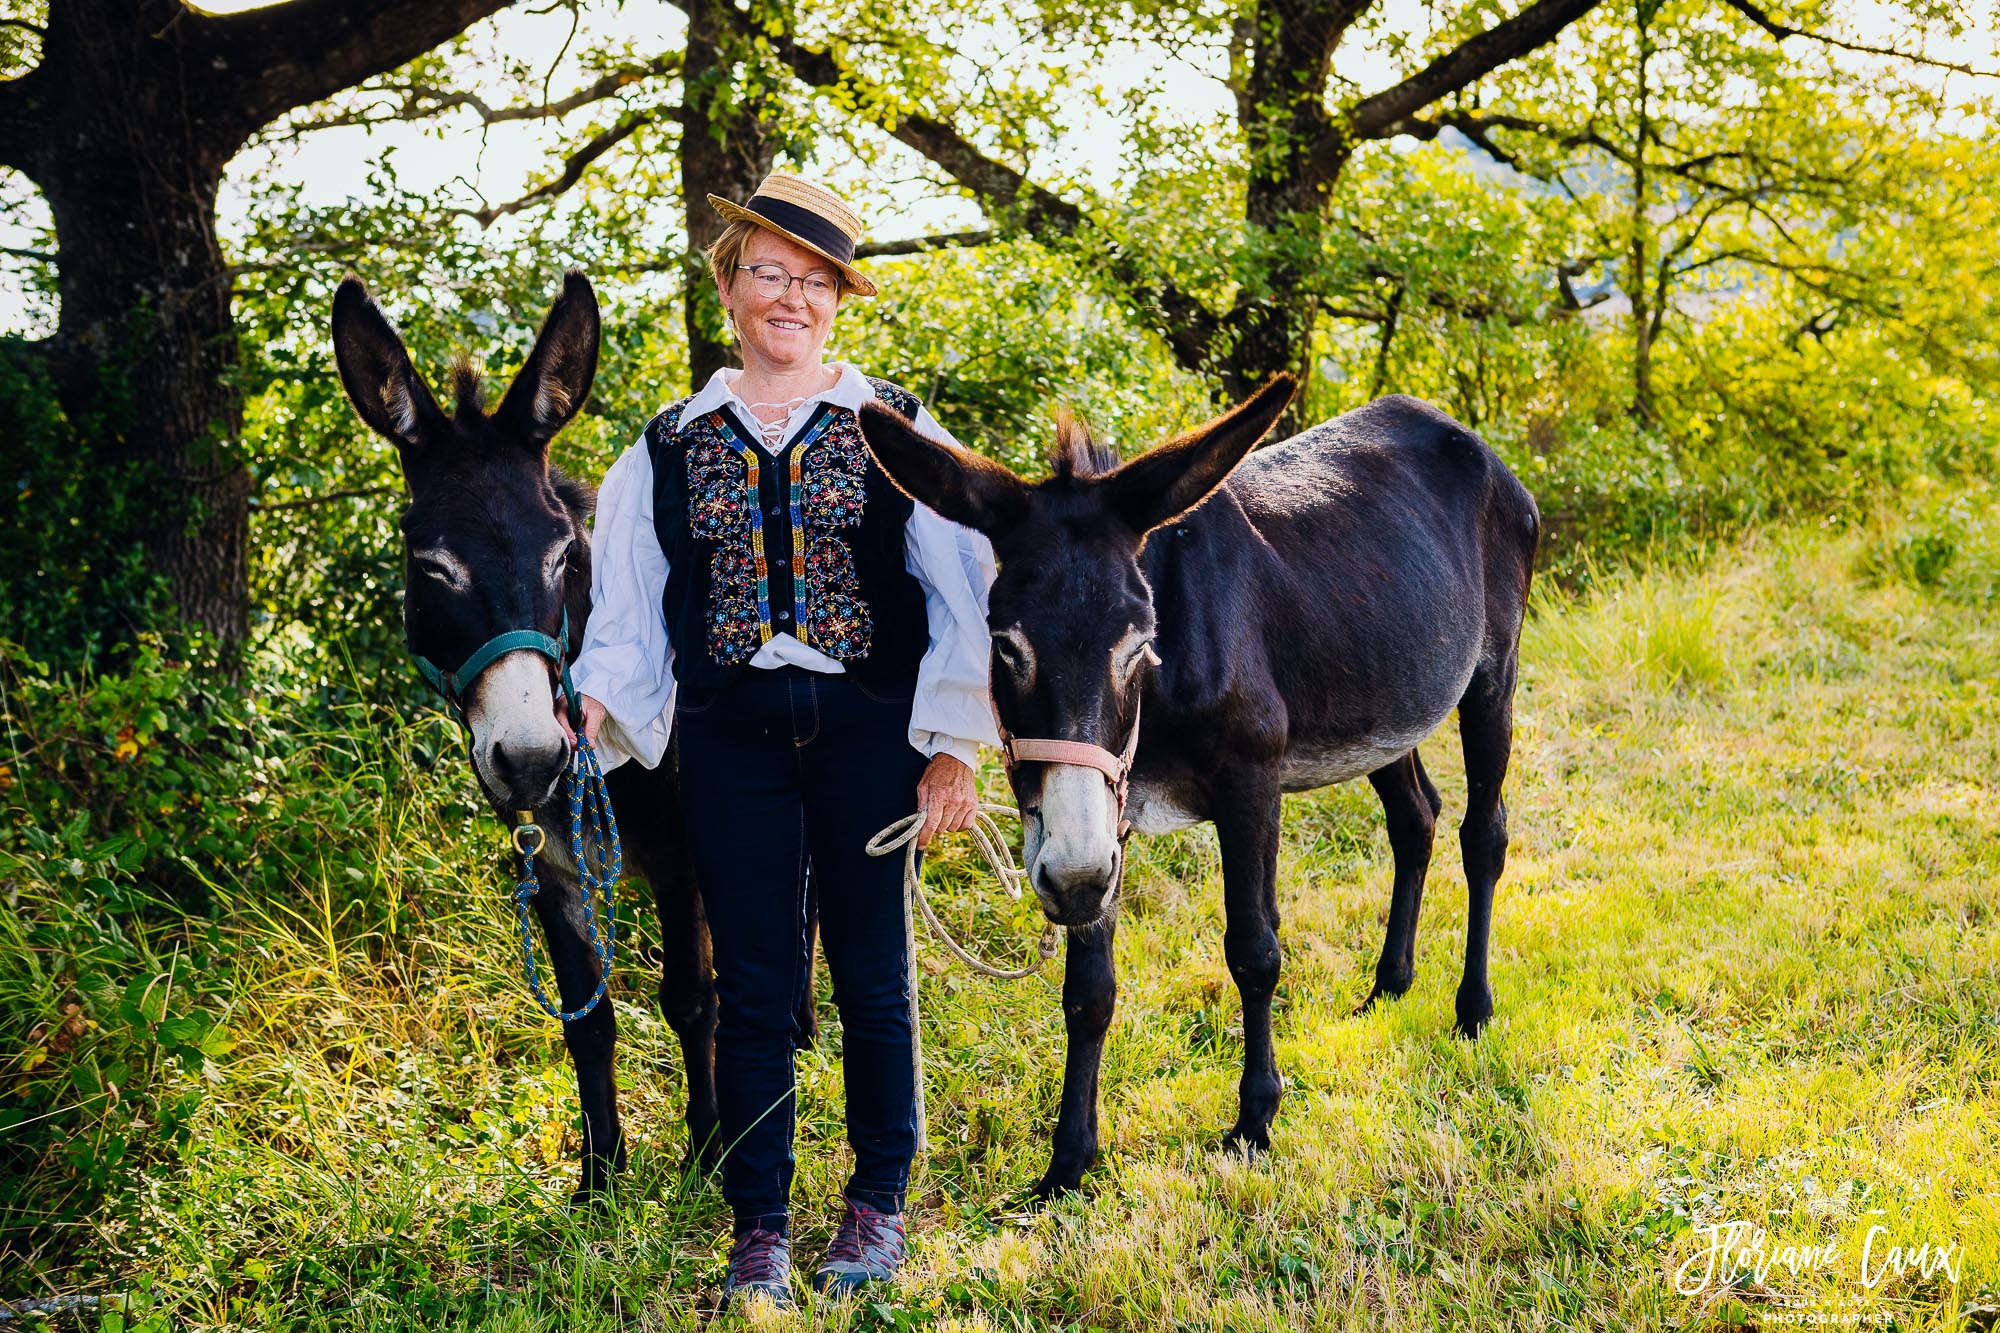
[411, 606, 585, 731]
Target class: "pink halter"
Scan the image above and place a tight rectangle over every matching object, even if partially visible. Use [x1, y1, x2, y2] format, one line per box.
[994, 694, 1142, 840]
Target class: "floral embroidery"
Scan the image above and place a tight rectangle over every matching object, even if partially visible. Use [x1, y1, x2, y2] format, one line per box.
[644, 400, 689, 453]
[707, 546, 762, 664]
[866, 377, 920, 419]
[803, 414, 870, 530]
[673, 385, 920, 667]
[685, 419, 750, 541]
[801, 536, 872, 659]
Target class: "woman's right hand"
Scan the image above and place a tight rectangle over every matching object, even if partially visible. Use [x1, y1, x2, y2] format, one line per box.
[566, 693, 606, 746]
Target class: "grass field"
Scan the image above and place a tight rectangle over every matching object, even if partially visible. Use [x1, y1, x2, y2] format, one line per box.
[6, 492, 1999, 1330]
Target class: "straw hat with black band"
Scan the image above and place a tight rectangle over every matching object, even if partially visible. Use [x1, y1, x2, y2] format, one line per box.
[708, 173, 879, 298]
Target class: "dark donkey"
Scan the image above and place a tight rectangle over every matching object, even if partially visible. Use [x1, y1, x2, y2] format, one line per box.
[858, 377, 1538, 1195]
[331, 271, 750, 1202]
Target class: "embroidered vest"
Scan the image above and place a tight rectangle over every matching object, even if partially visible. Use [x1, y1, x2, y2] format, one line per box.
[646, 377, 931, 692]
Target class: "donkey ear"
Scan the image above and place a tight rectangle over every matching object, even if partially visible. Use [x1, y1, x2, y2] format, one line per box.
[1104, 374, 1295, 534]
[859, 403, 1030, 538]
[331, 277, 448, 453]
[495, 269, 600, 449]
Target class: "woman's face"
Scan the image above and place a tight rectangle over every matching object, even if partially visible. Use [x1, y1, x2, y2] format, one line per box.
[717, 229, 843, 373]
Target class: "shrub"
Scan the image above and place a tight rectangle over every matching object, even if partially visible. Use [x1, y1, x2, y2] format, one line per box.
[0, 348, 172, 672]
[0, 818, 230, 1271]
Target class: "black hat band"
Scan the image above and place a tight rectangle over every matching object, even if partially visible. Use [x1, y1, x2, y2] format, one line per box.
[746, 196, 855, 265]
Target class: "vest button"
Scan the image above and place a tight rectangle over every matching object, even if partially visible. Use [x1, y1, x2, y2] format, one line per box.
[775, 558, 789, 571]
[767, 505, 781, 518]
[776, 610, 791, 622]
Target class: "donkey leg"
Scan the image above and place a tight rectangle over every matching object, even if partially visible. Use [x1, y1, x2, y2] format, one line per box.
[1414, 751, 1443, 821]
[608, 753, 722, 1174]
[648, 871, 720, 1173]
[525, 875, 626, 1205]
[1456, 663, 1518, 1038]
[1358, 750, 1439, 1013]
[1033, 914, 1117, 1199]
[1216, 775, 1284, 1153]
[614, 767, 722, 1176]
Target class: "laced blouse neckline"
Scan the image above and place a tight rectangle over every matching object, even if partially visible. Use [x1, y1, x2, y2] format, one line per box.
[733, 366, 839, 452]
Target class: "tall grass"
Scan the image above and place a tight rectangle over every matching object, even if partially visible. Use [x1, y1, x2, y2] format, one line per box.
[3, 494, 1998, 1329]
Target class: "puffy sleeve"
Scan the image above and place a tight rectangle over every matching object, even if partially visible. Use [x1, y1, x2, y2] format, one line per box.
[901, 405, 1000, 769]
[569, 434, 675, 771]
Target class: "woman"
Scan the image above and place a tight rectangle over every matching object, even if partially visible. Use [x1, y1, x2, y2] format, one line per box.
[568, 172, 997, 1309]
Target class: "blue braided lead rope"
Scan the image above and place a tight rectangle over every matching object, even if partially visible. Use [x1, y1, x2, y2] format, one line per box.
[511, 738, 621, 1022]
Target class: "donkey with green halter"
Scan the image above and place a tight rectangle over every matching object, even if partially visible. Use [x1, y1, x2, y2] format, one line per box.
[332, 271, 764, 1202]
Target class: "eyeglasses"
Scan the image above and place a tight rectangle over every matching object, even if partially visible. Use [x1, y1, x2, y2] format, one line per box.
[734, 263, 840, 308]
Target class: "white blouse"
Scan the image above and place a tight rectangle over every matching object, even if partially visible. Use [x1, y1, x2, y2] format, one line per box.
[569, 363, 1000, 773]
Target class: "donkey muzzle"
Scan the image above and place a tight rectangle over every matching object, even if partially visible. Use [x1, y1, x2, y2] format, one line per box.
[1026, 766, 1123, 925]
[468, 651, 573, 808]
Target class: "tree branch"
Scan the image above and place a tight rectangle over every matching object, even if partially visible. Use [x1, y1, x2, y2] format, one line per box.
[1396, 108, 1855, 205]
[1343, 0, 1605, 148]
[1, 244, 55, 263]
[269, 56, 682, 140]
[190, 0, 518, 140]
[252, 486, 401, 512]
[1319, 299, 1391, 323]
[1386, 109, 1586, 175]
[745, 19, 1220, 370]
[450, 110, 660, 226]
[1719, 0, 1999, 78]
[0, 17, 44, 36]
[1554, 254, 1611, 311]
[853, 229, 993, 259]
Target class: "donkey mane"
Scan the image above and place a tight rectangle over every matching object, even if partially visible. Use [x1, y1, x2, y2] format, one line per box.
[1048, 406, 1119, 480]
[434, 353, 597, 524]
[452, 355, 486, 423]
[551, 469, 596, 524]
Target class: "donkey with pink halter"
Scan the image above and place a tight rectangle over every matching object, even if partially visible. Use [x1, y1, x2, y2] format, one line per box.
[861, 377, 1538, 1196]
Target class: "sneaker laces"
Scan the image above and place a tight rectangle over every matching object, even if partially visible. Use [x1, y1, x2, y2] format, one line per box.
[824, 1199, 904, 1265]
[728, 1227, 788, 1285]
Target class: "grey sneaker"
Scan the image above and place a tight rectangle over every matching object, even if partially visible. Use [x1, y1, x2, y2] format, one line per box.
[720, 1226, 795, 1311]
[813, 1197, 907, 1295]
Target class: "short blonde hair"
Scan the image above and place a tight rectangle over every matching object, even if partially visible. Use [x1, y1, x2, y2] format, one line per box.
[704, 219, 762, 287]
[705, 219, 849, 297]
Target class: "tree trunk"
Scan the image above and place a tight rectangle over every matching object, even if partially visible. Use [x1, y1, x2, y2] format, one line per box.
[679, 0, 777, 394]
[30, 8, 251, 655]
[0, 0, 513, 663]
[1214, 0, 1354, 432]
[1629, 0, 1658, 425]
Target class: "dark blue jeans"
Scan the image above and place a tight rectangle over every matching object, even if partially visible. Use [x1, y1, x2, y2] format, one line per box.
[673, 666, 928, 1234]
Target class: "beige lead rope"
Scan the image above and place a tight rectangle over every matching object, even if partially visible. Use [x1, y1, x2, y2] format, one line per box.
[865, 803, 1060, 1154]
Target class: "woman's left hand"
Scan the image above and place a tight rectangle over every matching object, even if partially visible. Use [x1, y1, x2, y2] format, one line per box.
[914, 753, 978, 847]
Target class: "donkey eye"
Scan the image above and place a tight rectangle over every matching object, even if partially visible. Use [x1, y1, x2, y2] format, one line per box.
[1114, 632, 1157, 678]
[543, 537, 575, 583]
[992, 628, 1035, 685]
[412, 547, 471, 593]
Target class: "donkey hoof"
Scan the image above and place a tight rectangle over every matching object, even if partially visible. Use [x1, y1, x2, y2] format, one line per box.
[1219, 1126, 1270, 1159]
[1454, 985, 1494, 1039]
[1030, 1157, 1092, 1202]
[680, 1133, 723, 1179]
[569, 1181, 614, 1213]
[1354, 982, 1407, 1016]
